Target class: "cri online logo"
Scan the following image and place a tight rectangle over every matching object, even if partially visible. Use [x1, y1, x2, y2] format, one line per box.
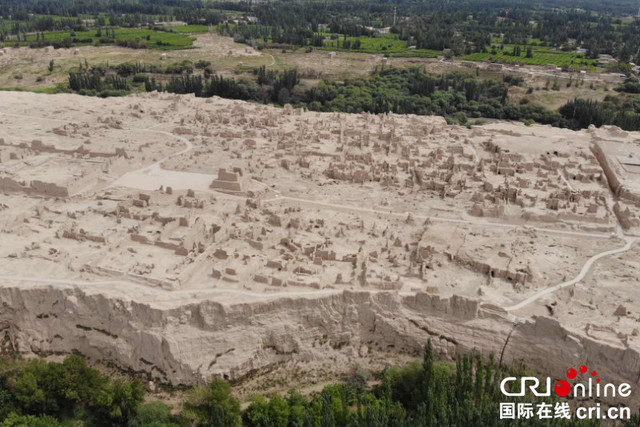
[500, 365, 632, 399]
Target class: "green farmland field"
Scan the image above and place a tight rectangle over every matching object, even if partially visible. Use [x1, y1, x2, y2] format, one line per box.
[318, 34, 441, 57]
[490, 37, 544, 45]
[319, 35, 407, 53]
[162, 24, 211, 33]
[7, 28, 196, 50]
[390, 49, 442, 58]
[463, 47, 598, 70]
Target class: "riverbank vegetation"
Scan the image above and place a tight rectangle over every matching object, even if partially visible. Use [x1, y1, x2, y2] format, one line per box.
[1, 341, 629, 426]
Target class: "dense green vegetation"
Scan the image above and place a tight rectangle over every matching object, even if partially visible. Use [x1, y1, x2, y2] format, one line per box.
[0, 1, 243, 35]
[462, 46, 598, 70]
[300, 68, 563, 126]
[300, 69, 640, 131]
[2, 0, 640, 67]
[4, 27, 195, 50]
[312, 34, 441, 58]
[61, 59, 214, 96]
[5, 0, 640, 132]
[145, 66, 565, 127]
[217, 0, 640, 67]
[3, 341, 636, 426]
[559, 95, 640, 130]
[616, 77, 640, 94]
[59, 59, 640, 132]
[0, 355, 145, 426]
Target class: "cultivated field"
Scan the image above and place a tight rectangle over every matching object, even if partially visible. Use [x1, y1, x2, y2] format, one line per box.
[464, 46, 598, 70]
[9, 28, 196, 50]
[318, 34, 441, 57]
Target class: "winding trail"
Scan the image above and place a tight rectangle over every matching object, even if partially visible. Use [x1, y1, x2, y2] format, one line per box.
[107, 127, 211, 191]
[132, 129, 193, 173]
[504, 236, 636, 311]
[0, 112, 194, 172]
[0, 111, 201, 191]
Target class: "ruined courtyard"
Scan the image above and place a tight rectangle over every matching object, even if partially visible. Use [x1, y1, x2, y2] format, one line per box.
[0, 91, 639, 399]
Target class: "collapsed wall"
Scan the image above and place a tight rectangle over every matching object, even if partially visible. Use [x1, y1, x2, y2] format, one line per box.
[0, 285, 637, 406]
[591, 142, 622, 196]
[0, 176, 70, 197]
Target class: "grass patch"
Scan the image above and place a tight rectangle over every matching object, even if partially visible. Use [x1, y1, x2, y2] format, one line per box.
[0, 84, 69, 94]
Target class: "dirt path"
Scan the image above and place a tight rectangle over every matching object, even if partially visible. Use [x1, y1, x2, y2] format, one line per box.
[504, 236, 636, 311]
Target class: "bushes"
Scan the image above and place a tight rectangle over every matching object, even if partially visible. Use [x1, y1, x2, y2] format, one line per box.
[301, 67, 565, 126]
[615, 78, 640, 94]
[129, 402, 181, 427]
[68, 71, 102, 91]
[0, 355, 143, 426]
[115, 39, 146, 49]
[559, 97, 614, 129]
[253, 66, 300, 102]
[195, 60, 211, 69]
[106, 75, 129, 91]
[166, 75, 203, 95]
[0, 412, 62, 426]
[182, 380, 242, 427]
[68, 71, 131, 96]
[85, 378, 145, 427]
[203, 76, 260, 100]
[559, 95, 640, 131]
[132, 73, 148, 83]
[234, 340, 596, 427]
[115, 62, 146, 77]
[159, 74, 259, 100]
[0, 343, 629, 426]
[66, 58, 633, 131]
[503, 74, 525, 86]
[163, 60, 194, 75]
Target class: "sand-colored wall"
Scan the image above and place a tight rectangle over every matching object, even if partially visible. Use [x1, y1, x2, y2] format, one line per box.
[591, 142, 622, 195]
[0, 286, 637, 408]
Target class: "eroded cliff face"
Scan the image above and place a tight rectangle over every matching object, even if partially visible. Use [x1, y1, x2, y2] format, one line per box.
[0, 285, 638, 405]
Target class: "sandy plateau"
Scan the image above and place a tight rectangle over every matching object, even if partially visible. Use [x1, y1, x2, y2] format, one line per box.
[0, 91, 639, 403]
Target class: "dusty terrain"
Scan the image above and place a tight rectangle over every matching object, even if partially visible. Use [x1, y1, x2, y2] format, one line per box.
[0, 91, 639, 403]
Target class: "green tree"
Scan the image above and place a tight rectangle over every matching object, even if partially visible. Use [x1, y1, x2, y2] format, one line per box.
[183, 379, 242, 427]
[244, 395, 270, 426]
[88, 378, 145, 426]
[286, 390, 309, 427]
[267, 393, 290, 427]
[129, 402, 180, 427]
[0, 412, 62, 427]
[13, 371, 47, 414]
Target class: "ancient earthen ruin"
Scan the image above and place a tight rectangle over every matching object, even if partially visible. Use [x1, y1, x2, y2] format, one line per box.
[0, 91, 638, 404]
